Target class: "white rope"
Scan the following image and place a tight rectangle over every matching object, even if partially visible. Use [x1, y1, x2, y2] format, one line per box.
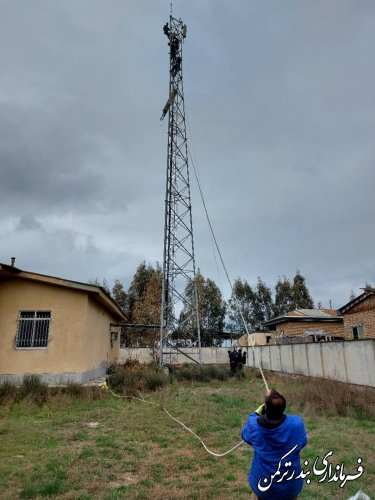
[185, 124, 269, 391]
[107, 386, 244, 457]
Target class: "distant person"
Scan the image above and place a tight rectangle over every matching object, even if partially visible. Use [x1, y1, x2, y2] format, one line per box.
[170, 36, 179, 59]
[163, 23, 170, 37]
[242, 389, 307, 499]
[235, 348, 244, 377]
[242, 350, 247, 365]
[228, 349, 236, 374]
[172, 56, 182, 76]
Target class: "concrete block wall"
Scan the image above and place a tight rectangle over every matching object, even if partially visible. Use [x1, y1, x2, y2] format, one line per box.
[119, 347, 229, 365]
[246, 339, 375, 387]
[119, 340, 375, 387]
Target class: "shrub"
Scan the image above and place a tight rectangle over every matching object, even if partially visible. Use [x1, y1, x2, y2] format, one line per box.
[107, 363, 169, 395]
[107, 358, 140, 375]
[143, 369, 168, 391]
[170, 364, 230, 383]
[285, 376, 375, 418]
[206, 364, 230, 381]
[20, 375, 48, 406]
[64, 382, 85, 398]
[0, 380, 18, 403]
[107, 368, 145, 396]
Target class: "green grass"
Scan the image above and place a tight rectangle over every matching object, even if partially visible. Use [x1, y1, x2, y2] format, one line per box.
[0, 369, 374, 499]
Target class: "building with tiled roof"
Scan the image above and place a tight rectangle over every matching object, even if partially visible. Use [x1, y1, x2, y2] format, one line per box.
[263, 308, 344, 343]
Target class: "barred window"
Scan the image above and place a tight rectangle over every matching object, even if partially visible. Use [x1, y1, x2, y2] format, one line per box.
[16, 311, 51, 348]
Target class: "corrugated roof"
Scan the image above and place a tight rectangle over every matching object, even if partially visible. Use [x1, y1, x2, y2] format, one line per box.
[263, 308, 343, 328]
[287, 309, 338, 318]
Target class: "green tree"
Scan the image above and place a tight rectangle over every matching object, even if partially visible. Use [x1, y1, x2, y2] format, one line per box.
[132, 274, 162, 326]
[227, 278, 255, 335]
[274, 277, 294, 317]
[127, 261, 162, 322]
[122, 262, 162, 348]
[112, 280, 127, 314]
[292, 270, 314, 309]
[89, 278, 111, 296]
[132, 273, 162, 348]
[180, 271, 226, 346]
[252, 277, 273, 330]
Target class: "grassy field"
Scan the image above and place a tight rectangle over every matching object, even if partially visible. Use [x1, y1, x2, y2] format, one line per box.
[0, 369, 374, 499]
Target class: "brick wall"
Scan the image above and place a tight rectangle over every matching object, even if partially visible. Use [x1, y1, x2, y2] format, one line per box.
[343, 310, 375, 339]
[342, 295, 375, 339]
[275, 320, 344, 338]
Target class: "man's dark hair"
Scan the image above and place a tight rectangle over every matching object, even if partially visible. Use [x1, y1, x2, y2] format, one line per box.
[265, 389, 286, 419]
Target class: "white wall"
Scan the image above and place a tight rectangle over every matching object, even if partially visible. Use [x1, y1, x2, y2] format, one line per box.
[120, 340, 375, 387]
[246, 340, 375, 387]
[119, 347, 229, 365]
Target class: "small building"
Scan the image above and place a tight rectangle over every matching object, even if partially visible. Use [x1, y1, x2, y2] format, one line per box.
[339, 287, 375, 340]
[235, 331, 273, 347]
[263, 309, 344, 343]
[0, 262, 125, 384]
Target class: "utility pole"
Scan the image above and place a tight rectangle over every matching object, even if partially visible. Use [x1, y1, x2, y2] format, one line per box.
[159, 15, 201, 366]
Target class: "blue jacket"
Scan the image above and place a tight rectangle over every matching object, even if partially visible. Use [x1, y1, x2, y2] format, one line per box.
[241, 412, 307, 500]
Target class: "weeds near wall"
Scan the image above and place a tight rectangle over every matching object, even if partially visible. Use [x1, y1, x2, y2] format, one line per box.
[1, 366, 374, 419]
[0, 381, 17, 403]
[63, 382, 85, 398]
[289, 377, 375, 418]
[106, 362, 231, 394]
[19, 375, 49, 406]
[107, 362, 168, 395]
[168, 364, 230, 382]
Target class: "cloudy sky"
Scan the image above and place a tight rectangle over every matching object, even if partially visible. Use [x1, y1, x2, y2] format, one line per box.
[1, 0, 374, 309]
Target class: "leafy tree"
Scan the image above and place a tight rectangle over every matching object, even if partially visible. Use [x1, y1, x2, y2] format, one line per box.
[112, 280, 127, 314]
[180, 271, 226, 346]
[292, 270, 314, 309]
[127, 261, 162, 321]
[132, 274, 162, 326]
[227, 278, 255, 334]
[203, 277, 226, 335]
[89, 278, 111, 296]
[121, 262, 163, 348]
[252, 277, 273, 330]
[132, 273, 162, 347]
[274, 277, 294, 317]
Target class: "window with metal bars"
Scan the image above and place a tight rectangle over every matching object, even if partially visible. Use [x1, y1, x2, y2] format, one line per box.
[16, 311, 51, 348]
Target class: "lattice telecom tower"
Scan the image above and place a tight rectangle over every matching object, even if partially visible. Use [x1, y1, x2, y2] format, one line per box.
[159, 15, 201, 366]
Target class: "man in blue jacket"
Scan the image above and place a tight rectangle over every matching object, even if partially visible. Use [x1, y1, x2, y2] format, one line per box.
[241, 389, 307, 500]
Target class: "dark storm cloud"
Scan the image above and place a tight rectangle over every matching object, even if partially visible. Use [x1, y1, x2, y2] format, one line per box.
[0, 104, 105, 212]
[16, 214, 43, 231]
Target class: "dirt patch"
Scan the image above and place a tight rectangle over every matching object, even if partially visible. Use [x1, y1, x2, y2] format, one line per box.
[86, 421, 101, 428]
[109, 472, 140, 487]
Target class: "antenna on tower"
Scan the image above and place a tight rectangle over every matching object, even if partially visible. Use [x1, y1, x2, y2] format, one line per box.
[159, 15, 201, 366]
